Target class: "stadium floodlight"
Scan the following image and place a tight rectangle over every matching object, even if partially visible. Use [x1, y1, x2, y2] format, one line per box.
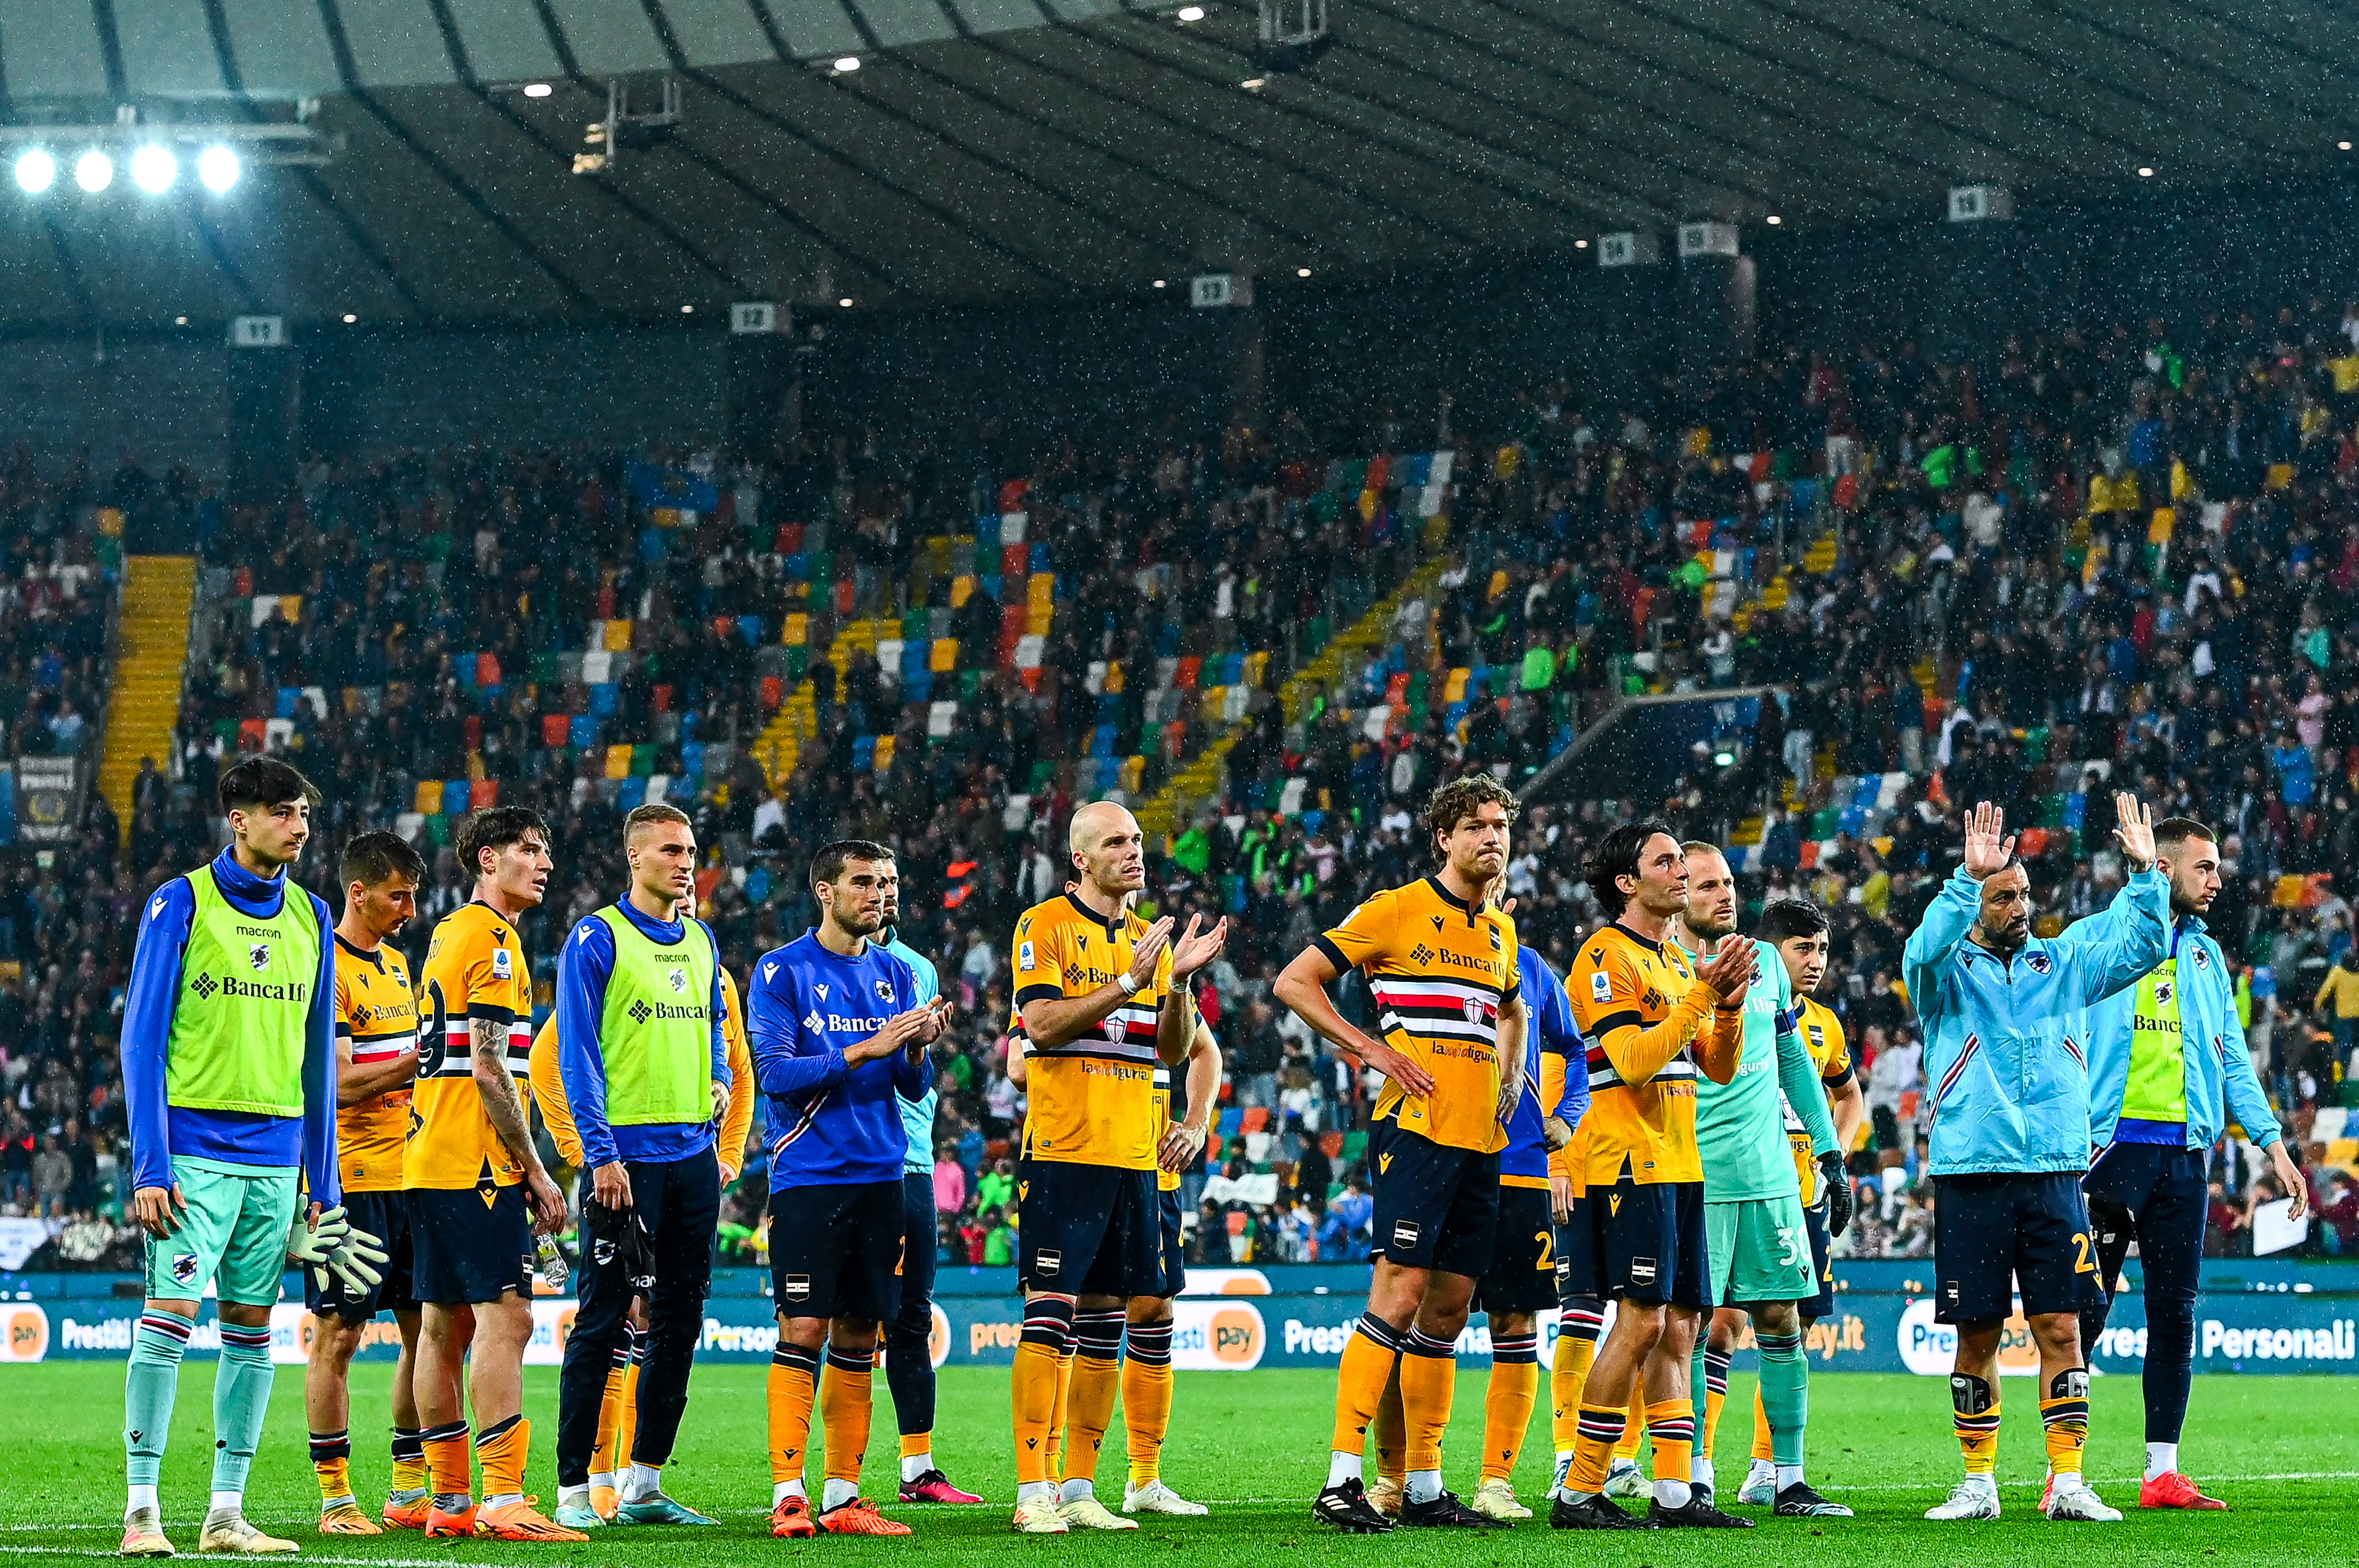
[197, 145, 240, 192]
[2137, 166, 2155, 177]
[13, 149, 53, 192]
[1177, 5, 1206, 18]
[1296, 266, 1311, 277]
[838, 297, 854, 307]
[1766, 214, 1782, 225]
[833, 56, 860, 72]
[523, 82, 553, 98]
[74, 150, 113, 191]
[131, 144, 177, 193]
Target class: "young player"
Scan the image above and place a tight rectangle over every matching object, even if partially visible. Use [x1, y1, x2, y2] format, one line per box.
[119, 758, 369, 1557]
[1552, 819, 1751, 1531]
[1667, 850, 1849, 1517]
[1740, 898, 1866, 1507]
[876, 880, 985, 1506]
[308, 832, 429, 1533]
[1125, 1018, 1220, 1516]
[550, 803, 732, 1528]
[1007, 802, 1222, 1534]
[1906, 796, 2163, 1523]
[2082, 818, 2305, 1510]
[752, 840, 950, 1538]
[1278, 776, 1529, 1534]
[405, 807, 578, 1541]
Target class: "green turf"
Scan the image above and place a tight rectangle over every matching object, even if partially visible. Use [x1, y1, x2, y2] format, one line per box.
[3, 1364, 2349, 1565]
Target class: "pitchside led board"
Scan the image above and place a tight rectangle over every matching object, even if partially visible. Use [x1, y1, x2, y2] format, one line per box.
[8, 1265, 2356, 1376]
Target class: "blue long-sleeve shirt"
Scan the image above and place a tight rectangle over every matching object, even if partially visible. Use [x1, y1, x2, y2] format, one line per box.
[123, 847, 338, 1199]
[750, 931, 928, 1187]
[882, 927, 943, 1176]
[1500, 947, 1589, 1182]
[554, 900, 730, 1169]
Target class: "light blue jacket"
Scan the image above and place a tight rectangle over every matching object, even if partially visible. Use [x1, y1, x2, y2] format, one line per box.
[882, 928, 943, 1176]
[2083, 917, 2284, 1153]
[1904, 866, 2169, 1176]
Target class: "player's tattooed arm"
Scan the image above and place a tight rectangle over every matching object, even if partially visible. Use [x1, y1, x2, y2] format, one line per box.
[473, 1015, 566, 1232]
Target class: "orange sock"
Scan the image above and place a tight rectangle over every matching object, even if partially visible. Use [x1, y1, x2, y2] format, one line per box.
[1329, 1314, 1404, 1455]
[820, 1346, 874, 1493]
[1011, 1299, 1073, 1488]
[1752, 1385, 1772, 1464]
[1063, 1310, 1124, 1486]
[1953, 1374, 2000, 1476]
[1644, 1399, 1693, 1486]
[1552, 1304, 1603, 1455]
[591, 1334, 631, 1480]
[477, 1414, 529, 1501]
[1699, 1347, 1730, 1463]
[769, 1342, 820, 1489]
[1122, 1318, 1176, 1489]
[1398, 1325, 1459, 1477]
[1372, 1366, 1406, 1483]
[1565, 1403, 1627, 1495]
[901, 1433, 931, 1460]
[616, 1343, 643, 1470]
[1481, 1329, 1541, 1482]
[420, 1420, 471, 1501]
[2041, 1370, 2089, 1477]
[1047, 1347, 1075, 1481]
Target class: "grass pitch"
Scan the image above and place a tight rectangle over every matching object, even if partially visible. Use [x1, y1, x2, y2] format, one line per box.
[1, 1363, 2348, 1567]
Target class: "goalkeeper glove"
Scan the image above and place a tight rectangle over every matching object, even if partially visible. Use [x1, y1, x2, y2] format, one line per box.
[286, 1208, 390, 1295]
[1819, 1152, 1854, 1238]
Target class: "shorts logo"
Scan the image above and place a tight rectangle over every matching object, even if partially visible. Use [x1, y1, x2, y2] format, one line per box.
[2026, 952, 2051, 975]
[1628, 1256, 1658, 1287]
[170, 1253, 198, 1285]
[1378, 1154, 1394, 1175]
[1019, 941, 1036, 971]
[247, 943, 270, 970]
[1033, 1248, 1063, 1280]
[782, 1274, 812, 1302]
[1390, 1219, 1422, 1252]
[1591, 970, 1613, 1003]
[1942, 1279, 1960, 1304]
[491, 947, 513, 979]
[1609, 1194, 1621, 1217]
[1553, 1256, 1571, 1290]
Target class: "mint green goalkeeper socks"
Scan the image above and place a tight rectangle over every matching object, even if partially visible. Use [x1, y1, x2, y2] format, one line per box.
[125, 1308, 196, 1492]
[211, 1322, 278, 1497]
[1756, 1330, 1808, 1468]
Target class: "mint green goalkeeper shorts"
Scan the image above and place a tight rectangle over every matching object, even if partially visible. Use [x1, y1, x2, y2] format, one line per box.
[142, 1157, 301, 1307]
[1704, 1194, 1816, 1307]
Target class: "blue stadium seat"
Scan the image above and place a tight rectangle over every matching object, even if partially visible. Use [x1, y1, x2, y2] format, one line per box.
[569, 715, 598, 750]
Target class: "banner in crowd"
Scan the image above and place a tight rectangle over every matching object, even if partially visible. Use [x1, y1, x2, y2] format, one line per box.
[9, 756, 80, 843]
[11, 1288, 2356, 1375]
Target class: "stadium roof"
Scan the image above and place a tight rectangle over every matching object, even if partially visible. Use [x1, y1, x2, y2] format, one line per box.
[0, 0, 2350, 328]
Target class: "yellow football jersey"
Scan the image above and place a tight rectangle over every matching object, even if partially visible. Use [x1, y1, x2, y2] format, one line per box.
[406, 901, 535, 1191]
[717, 965, 754, 1177]
[1565, 923, 1740, 1185]
[1788, 995, 1855, 1204]
[334, 935, 417, 1193]
[1010, 892, 1172, 1171]
[1313, 876, 1521, 1154]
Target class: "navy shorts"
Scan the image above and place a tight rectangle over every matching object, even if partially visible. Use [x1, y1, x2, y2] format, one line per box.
[1474, 1183, 1557, 1316]
[1156, 1186, 1186, 1300]
[408, 1186, 532, 1307]
[770, 1178, 904, 1322]
[1932, 1171, 2105, 1325]
[306, 1189, 417, 1320]
[1368, 1119, 1499, 1278]
[1019, 1159, 1162, 1298]
[1561, 1176, 1710, 1310]
[1799, 1199, 1834, 1321]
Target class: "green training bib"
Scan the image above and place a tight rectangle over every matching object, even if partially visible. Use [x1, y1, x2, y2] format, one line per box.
[164, 866, 318, 1117]
[2121, 957, 2189, 1125]
[595, 906, 716, 1127]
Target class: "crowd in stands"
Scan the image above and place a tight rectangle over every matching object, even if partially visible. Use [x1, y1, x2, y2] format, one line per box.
[10, 296, 2359, 1270]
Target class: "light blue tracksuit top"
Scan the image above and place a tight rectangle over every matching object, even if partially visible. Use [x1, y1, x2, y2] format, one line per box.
[2082, 916, 2285, 1154]
[1903, 866, 2169, 1176]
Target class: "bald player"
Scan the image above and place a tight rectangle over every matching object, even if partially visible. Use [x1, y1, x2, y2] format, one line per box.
[1005, 802, 1225, 1534]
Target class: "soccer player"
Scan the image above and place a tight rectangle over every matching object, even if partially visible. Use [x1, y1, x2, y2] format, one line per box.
[752, 840, 951, 1539]
[1127, 1015, 1220, 1515]
[1740, 897, 1866, 1507]
[2081, 818, 2306, 1511]
[877, 879, 985, 1506]
[1668, 851, 1850, 1518]
[119, 758, 360, 1557]
[552, 803, 734, 1528]
[308, 832, 428, 1534]
[1906, 796, 2165, 1524]
[1007, 802, 1223, 1535]
[1553, 818, 1753, 1531]
[406, 806, 579, 1541]
[1278, 775, 1529, 1535]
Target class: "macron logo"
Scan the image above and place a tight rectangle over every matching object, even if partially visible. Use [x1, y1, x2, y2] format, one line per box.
[150, 896, 166, 920]
[577, 925, 596, 945]
[815, 983, 829, 1000]
[764, 963, 778, 981]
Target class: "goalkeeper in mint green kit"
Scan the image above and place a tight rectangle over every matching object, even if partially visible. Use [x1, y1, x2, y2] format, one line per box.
[1669, 844, 1850, 1517]
[119, 758, 385, 1557]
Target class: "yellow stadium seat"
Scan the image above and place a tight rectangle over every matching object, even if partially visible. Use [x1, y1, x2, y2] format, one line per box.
[415, 780, 443, 815]
[951, 574, 975, 608]
[606, 744, 633, 780]
[604, 619, 634, 651]
[784, 614, 808, 647]
[929, 639, 959, 673]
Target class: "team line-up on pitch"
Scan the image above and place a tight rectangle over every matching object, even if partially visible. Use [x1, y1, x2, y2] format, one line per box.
[106, 757, 2294, 1547]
